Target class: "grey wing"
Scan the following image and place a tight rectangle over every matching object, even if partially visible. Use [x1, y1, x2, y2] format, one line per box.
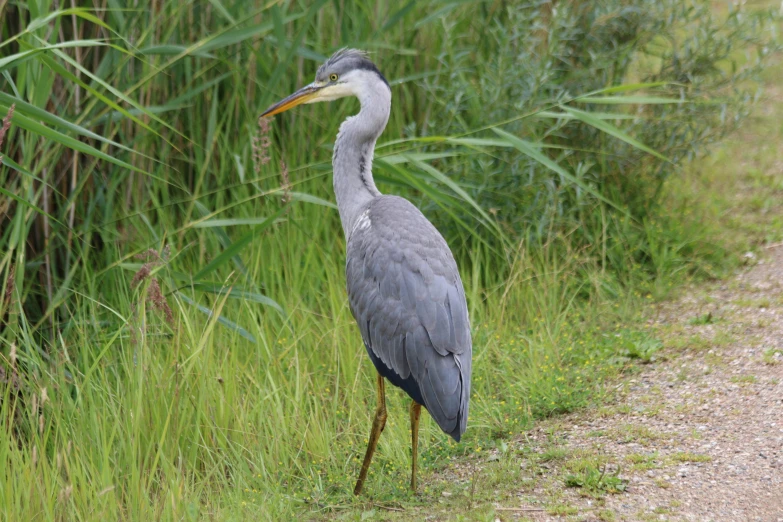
[346, 197, 472, 440]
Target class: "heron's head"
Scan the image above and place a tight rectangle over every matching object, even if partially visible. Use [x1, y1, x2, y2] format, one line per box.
[260, 49, 389, 118]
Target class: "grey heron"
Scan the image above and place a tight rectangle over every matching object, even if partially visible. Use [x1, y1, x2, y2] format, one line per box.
[261, 48, 472, 495]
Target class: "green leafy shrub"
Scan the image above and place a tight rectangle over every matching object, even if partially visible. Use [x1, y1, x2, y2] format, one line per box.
[417, 0, 779, 259]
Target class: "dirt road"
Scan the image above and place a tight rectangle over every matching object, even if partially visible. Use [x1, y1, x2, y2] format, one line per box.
[519, 246, 783, 521]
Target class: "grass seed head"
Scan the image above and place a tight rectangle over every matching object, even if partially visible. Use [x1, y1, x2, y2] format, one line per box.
[252, 116, 272, 175]
[130, 246, 174, 326]
[134, 248, 163, 262]
[130, 264, 151, 287]
[147, 278, 174, 324]
[280, 159, 291, 203]
[0, 103, 14, 152]
[3, 264, 14, 308]
[0, 365, 20, 391]
[131, 246, 170, 287]
[58, 485, 73, 503]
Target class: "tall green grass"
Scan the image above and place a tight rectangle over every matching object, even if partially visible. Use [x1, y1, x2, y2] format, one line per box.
[0, 1, 779, 519]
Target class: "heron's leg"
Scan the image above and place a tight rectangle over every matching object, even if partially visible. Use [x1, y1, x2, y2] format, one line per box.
[353, 373, 387, 495]
[410, 400, 422, 492]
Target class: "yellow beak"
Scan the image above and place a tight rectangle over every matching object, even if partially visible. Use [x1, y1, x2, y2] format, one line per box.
[260, 83, 324, 118]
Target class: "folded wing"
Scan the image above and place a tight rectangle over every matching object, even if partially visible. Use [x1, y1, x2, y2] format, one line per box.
[346, 196, 472, 440]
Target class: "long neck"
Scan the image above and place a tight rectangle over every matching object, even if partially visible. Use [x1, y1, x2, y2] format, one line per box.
[332, 84, 391, 239]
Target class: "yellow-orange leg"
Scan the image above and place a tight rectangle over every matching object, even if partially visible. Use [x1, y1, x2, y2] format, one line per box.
[410, 401, 422, 492]
[353, 373, 387, 495]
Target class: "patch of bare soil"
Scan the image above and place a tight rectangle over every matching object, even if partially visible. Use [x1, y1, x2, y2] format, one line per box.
[517, 246, 783, 521]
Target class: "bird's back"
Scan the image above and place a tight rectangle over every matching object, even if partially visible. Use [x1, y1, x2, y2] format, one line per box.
[345, 195, 472, 441]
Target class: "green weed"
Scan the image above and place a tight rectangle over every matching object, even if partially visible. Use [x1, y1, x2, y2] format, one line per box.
[729, 374, 758, 384]
[763, 348, 782, 365]
[669, 452, 712, 463]
[563, 460, 627, 494]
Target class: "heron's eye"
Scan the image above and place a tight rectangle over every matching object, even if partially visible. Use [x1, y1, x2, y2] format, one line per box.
[329, 73, 338, 82]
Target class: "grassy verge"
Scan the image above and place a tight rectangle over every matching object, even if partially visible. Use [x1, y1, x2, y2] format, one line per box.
[2, 231, 659, 519]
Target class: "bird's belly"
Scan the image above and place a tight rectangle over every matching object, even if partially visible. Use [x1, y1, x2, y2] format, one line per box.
[363, 341, 425, 407]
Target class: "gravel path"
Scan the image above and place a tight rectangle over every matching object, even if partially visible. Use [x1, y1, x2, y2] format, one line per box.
[521, 246, 783, 521]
